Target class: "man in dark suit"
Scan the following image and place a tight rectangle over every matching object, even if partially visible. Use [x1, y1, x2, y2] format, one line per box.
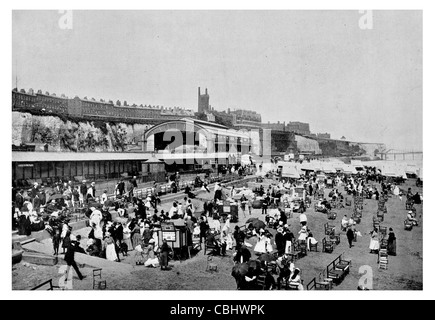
[15, 190, 24, 211]
[64, 235, 86, 281]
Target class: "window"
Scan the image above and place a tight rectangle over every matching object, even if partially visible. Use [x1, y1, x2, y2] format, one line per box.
[33, 163, 41, 179]
[15, 165, 24, 180]
[77, 162, 83, 176]
[70, 162, 77, 177]
[55, 162, 64, 177]
[48, 162, 55, 177]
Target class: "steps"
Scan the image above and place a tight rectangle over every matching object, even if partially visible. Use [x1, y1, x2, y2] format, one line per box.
[22, 251, 58, 266]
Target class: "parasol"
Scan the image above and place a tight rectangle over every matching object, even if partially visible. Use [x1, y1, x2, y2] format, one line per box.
[104, 199, 116, 207]
[246, 217, 259, 224]
[258, 253, 277, 263]
[251, 219, 266, 230]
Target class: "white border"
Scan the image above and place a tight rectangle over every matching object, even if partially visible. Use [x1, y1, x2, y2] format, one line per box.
[2, 0, 433, 301]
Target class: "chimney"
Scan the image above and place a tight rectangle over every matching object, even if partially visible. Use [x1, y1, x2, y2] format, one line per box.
[205, 88, 208, 95]
[198, 87, 200, 96]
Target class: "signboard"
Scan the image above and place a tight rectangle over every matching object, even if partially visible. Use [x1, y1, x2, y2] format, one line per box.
[223, 206, 231, 213]
[162, 231, 176, 242]
[17, 164, 34, 167]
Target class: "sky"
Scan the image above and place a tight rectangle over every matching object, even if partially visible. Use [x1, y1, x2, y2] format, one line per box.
[12, 10, 422, 151]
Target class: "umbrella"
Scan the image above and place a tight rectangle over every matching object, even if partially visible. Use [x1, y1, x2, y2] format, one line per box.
[251, 219, 266, 230]
[246, 217, 259, 224]
[258, 253, 277, 263]
[104, 199, 116, 207]
[47, 194, 64, 202]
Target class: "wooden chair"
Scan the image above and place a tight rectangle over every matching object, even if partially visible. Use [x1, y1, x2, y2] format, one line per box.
[204, 232, 218, 255]
[308, 238, 318, 252]
[373, 217, 380, 229]
[206, 256, 218, 272]
[318, 270, 334, 290]
[92, 268, 107, 290]
[404, 219, 413, 231]
[376, 211, 384, 222]
[324, 223, 335, 236]
[406, 199, 414, 210]
[379, 226, 387, 238]
[327, 211, 337, 220]
[256, 273, 267, 290]
[322, 237, 334, 253]
[378, 249, 388, 270]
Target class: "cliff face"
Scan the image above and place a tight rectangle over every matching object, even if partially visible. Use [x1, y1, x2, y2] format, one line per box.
[12, 112, 152, 152]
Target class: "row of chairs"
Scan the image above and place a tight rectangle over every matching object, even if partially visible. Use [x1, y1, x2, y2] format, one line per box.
[307, 253, 351, 290]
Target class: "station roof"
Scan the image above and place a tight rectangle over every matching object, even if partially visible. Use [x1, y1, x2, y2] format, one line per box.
[12, 152, 153, 162]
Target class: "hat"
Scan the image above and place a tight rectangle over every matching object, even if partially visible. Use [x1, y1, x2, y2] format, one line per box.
[284, 224, 289, 228]
[82, 180, 86, 183]
[260, 228, 265, 233]
[279, 221, 284, 226]
[91, 182, 95, 186]
[408, 211, 413, 214]
[87, 239, 95, 246]
[148, 239, 155, 244]
[50, 212, 59, 217]
[70, 234, 77, 242]
[145, 224, 150, 228]
[277, 227, 284, 233]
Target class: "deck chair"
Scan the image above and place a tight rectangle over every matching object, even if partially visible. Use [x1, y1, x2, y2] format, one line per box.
[206, 256, 218, 272]
[93, 268, 107, 290]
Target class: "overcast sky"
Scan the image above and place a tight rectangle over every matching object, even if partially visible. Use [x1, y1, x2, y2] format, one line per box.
[12, 10, 422, 151]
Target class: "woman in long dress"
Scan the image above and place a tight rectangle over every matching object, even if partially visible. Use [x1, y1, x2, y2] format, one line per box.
[369, 228, 380, 253]
[122, 222, 133, 251]
[130, 224, 142, 249]
[387, 228, 397, 256]
[254, 230, 267, 254]
[144, 239, 160, 267]
[298, 225, 308, 242]
[104, 232, 118, 262]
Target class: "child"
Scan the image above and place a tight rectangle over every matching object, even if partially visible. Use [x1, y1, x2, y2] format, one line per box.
[52, 228, 61, 256]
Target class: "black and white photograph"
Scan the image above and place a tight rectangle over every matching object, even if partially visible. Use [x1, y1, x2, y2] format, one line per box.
[7, 5, 428, 296]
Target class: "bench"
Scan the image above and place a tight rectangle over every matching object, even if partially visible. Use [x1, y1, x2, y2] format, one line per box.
[326, 254, 351, 285]
[334, 253, 351, 275]
[326, 261, 345, 285]
[31, 279, 60, 291]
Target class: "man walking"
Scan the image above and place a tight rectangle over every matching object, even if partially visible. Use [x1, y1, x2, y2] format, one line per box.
[346, 227, 355, 248]
[64, 234, 86, 281]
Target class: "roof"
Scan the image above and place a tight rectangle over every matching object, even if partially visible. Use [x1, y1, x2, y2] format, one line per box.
[12, 152, 153, 163]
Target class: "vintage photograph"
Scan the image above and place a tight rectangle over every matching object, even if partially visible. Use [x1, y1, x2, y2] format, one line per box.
[11, 10, 422, 291]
